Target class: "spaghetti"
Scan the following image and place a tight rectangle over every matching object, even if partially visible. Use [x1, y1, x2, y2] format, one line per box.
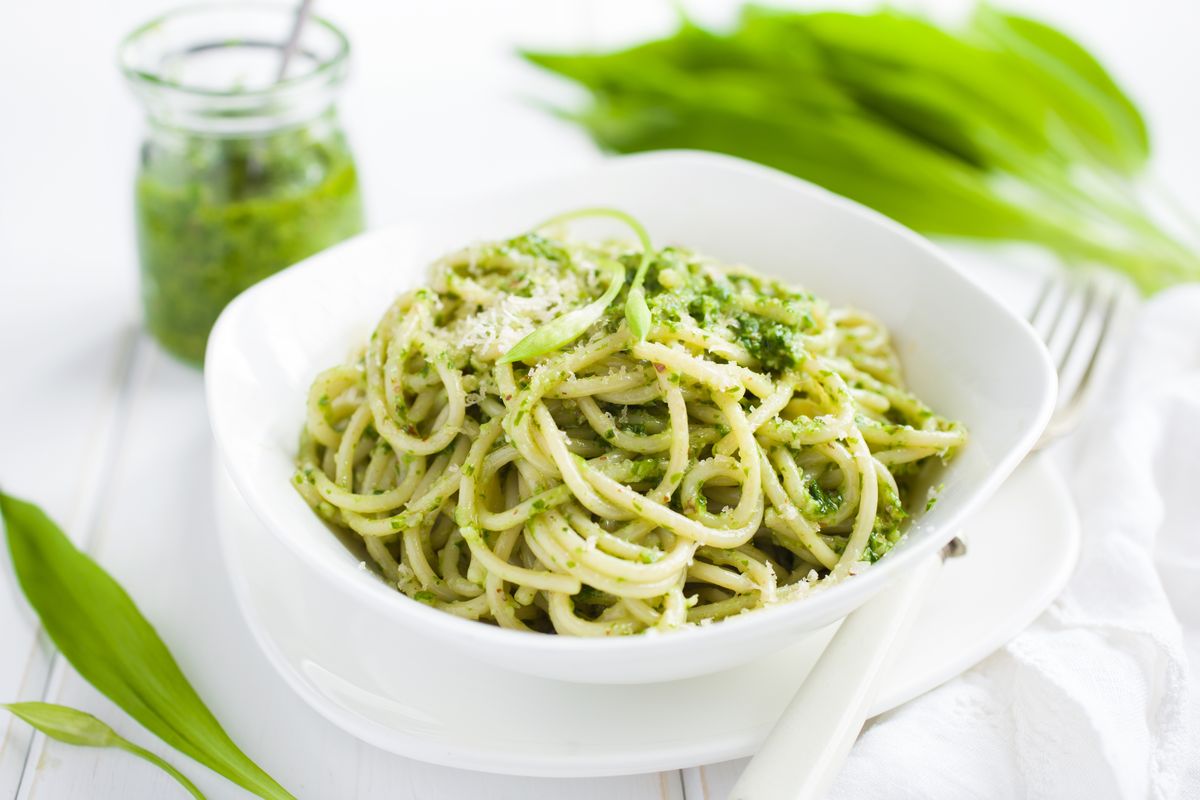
[294, 210, 966, 635]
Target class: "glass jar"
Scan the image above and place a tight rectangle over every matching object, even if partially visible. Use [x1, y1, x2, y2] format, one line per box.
[119, 5, 365, 365]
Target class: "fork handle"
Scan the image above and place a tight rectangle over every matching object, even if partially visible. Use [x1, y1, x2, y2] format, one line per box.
[728, 555, 942, 800]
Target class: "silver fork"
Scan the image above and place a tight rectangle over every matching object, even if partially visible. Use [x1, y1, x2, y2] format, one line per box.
[729, 268, 1130, 800]
[1028, 269, 1130, 448]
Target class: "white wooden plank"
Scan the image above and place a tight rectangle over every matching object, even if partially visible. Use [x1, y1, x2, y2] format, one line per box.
[24, 346, 678, 799]
[0, 331, 140, 797]
[0, 0, 142, 780]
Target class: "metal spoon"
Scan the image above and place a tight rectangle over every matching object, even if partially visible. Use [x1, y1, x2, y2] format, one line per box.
[275, 0, 315, 83]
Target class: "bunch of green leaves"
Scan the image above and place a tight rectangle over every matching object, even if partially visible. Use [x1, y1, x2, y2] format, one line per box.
[523, 4, 1199, 293]
[1, 492, 293, 799]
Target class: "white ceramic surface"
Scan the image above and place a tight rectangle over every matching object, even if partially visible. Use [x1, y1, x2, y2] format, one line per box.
[214, 456, 1079, 777]
[205, 151, 1057, 684]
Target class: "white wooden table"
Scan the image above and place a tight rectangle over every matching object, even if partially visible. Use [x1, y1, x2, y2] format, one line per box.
[2, 1, 1197, 797]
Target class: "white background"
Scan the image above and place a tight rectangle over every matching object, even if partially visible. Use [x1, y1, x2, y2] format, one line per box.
[1, 1, 1197, 798]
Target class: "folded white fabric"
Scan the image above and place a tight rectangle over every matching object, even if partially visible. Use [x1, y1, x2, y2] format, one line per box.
[830, 287, 1200, 800]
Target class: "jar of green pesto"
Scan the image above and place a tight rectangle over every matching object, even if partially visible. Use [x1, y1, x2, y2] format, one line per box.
[119, 5, 364, 365]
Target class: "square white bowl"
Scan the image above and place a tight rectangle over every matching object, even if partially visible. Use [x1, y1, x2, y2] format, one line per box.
[206, 151, 1055, 684]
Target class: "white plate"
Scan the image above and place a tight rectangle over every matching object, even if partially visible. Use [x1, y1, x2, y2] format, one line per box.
[215, 455, 1078, 778]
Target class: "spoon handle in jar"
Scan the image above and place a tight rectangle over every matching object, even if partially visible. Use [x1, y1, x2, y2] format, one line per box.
[276, 0, 315, 82]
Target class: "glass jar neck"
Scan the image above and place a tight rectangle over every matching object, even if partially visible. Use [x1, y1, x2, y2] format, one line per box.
[135, 81, 344, 136]
[120, 4, 350, 136]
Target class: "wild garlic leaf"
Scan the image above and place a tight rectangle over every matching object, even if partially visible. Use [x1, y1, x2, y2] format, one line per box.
[5, 702, 120, 747]
[970, 6, 1148, 173]
[4, 703, 205, 799]
[796, 11, 1062, 167]
[499, 257, 626, 363]
[996, 11, 1148, 159]
[501, 207, 655, 360]
[0, 492, 293, 800]
[624, 286, 651, 341]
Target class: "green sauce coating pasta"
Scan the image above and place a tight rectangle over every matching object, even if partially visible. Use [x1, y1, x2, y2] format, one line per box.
[293, 215, 966, 635]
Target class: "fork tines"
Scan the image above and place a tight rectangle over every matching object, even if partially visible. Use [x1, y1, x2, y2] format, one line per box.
[1027, 270, 1131, 448]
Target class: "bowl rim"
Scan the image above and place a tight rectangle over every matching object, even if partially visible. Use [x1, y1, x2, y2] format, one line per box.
[205, 149, 1057, 658]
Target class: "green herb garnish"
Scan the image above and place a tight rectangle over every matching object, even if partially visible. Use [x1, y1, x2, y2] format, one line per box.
[3, 702, 204, 799]
[0, 492, 293, 800]
[499, 207, 654, 364]
[499, 256, 626, 364]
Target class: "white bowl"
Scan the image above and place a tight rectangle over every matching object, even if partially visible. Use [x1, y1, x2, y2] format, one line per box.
[205, 151, 1055, 685]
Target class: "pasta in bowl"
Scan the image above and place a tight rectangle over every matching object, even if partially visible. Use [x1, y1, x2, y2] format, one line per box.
[292, 211, 966, 635]
[206, 151, 1053, 683]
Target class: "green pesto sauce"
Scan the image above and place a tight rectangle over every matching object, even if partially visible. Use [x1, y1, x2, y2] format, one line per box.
[135, 120, 364, 365]
[731, 313, 804, 373]
[865, 488, 909, 562]
[643, 248, 815, 374]
[805, 481, 843, 518]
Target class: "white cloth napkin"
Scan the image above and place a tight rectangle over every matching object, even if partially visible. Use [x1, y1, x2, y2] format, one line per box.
[829, 286, 1200, 800]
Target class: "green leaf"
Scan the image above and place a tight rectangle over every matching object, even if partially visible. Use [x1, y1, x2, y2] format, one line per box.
[571, 87, 1047, 240]
[500, 207, 655, 363]
[5, 702, 121, 748]
[970, 6, 1149, 172]
[625, 286, 651, 341]
[500, 257, 625, 364]
[4, 702, 205, 799]
[0, 492, 293, 800]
